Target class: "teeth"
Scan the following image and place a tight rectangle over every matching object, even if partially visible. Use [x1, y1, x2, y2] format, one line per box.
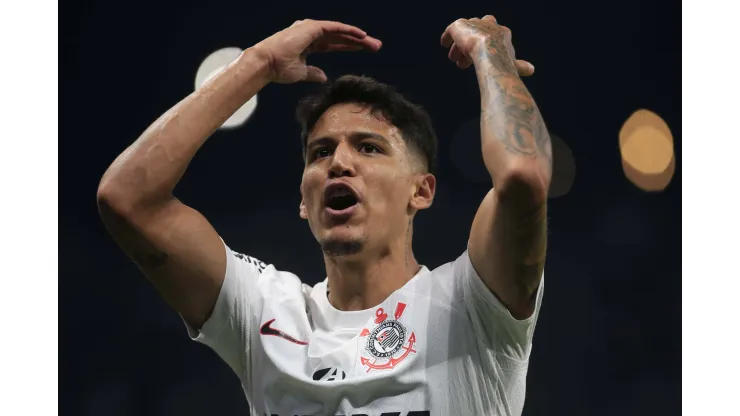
[333, 189, 351, 197]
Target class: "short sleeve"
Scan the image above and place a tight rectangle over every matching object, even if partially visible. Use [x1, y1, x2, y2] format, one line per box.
[182, 240, 267, 380]
[455, 250, 544, 361]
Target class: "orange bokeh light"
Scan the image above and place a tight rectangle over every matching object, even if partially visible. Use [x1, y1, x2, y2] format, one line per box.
[619, 109, 675, 192]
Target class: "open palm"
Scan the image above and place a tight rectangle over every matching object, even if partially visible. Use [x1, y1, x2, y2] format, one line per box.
[254, 19, 382, 84]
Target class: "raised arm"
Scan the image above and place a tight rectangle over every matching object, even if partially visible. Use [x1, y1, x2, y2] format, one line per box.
[442, 15, 552, 319]
[97, 20, 381, 329]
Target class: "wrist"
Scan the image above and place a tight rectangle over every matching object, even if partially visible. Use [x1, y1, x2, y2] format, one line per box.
[239, 46, 275, 84]
[472, 45, 517, 75]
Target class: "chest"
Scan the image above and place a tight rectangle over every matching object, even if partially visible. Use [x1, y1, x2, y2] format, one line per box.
[248, 296, 473, 412]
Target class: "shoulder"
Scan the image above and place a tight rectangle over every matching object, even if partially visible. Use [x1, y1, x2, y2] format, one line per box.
[230, 250, 269, 274]
[425, 251, 472, 290]
[226, 246, 309, 296]
[396, 254, 471, 311]
[413, 251, 497, 309]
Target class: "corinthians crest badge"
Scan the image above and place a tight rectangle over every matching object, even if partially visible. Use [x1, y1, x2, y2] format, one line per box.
[359, 302, 417, 373]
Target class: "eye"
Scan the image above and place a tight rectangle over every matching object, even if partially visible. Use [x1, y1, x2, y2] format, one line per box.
[312, 147, 332, 160]
[360, 143, 380, 154]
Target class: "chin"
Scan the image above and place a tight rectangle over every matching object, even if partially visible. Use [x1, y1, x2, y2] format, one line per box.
[319, 228, 366, 257]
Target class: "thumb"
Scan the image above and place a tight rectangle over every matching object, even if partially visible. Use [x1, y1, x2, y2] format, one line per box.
[305, 65, 328, 83]
[515, 60, 535, 77]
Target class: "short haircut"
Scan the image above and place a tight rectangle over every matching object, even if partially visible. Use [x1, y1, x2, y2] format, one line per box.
[295, 75, 438, 174]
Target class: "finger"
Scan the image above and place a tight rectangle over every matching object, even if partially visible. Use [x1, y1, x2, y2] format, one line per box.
[329, 33, 382, 51]
[322, 44, 365, 53]
[457, 56, 473, 69]
[364, 36, 383, 51]
[481, 15, 497, 24]
[447, 43, 472, 69]
[305, 65, 328, 83]
[515, 59, 535, 77]
[448, 43, 464, 63]
[309, 33, 381, 53]
[313, 20, 368, 39]
[441, 23, 455, 48]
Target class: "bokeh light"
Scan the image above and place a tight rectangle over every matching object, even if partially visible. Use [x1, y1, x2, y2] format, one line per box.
[619, 109, 675, 192]
[548, 133, 576, 198]
[195, 47, 258, 129]
[450, 118, 576, 198]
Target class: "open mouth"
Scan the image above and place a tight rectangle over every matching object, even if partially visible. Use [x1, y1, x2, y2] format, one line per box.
[324, 183, 360, 212]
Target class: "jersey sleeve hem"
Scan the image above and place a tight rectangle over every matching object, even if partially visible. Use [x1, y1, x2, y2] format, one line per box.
[181, 238, 236, 343]
[462, 249, 544, 326]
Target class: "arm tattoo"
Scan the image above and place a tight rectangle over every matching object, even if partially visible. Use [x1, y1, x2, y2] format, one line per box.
[134, 250, 169, 268]
[477, 42, 552, 167]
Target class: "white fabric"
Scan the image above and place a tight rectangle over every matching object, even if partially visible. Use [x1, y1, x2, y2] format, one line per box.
[184, 241, 544, 416]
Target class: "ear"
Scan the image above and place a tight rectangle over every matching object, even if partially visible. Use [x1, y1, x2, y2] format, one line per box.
[409, 173, 436, 211]
[299, 198, 308, 219]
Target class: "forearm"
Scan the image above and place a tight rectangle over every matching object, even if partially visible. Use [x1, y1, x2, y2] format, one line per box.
[97, 48, 271, 210]
[474, 49, 552, 204]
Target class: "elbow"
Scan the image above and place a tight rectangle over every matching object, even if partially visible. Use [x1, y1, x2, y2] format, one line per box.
[96, 170, 145, 219]
[96, 174, 173, 220]
[96, 177, 132, 218]
[495, 161, 550, 210]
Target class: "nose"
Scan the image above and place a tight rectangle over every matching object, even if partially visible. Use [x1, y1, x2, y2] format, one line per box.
[328, 141, 356, 178]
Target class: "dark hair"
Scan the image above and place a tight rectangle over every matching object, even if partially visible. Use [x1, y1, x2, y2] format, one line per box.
[295, 75, 438, 174]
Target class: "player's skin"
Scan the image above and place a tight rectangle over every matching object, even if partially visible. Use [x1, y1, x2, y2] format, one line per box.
[443, 15, 552, 318]
[97, 14, 550, 342]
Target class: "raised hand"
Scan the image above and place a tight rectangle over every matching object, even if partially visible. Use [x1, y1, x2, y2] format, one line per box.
[253, 19, 382, 84]
[440, 15, 534, 77]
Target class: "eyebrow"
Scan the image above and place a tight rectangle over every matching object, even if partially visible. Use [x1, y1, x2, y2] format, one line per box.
[306, 131, 391, 150]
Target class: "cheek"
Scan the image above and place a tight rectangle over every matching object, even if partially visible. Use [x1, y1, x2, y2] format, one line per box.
[301, 169, 324, 209]
[366, 172, 410, 213]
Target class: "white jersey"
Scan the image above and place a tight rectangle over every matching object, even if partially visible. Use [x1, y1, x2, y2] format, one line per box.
[185, 242, 544, 416]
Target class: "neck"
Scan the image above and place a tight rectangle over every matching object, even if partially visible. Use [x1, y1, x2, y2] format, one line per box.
[325, 230, 419, 312]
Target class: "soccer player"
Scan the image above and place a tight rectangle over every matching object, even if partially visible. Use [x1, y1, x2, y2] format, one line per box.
[98, 15, 551, 416]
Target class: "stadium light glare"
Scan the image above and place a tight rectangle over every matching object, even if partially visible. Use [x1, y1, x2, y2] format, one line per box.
[195, 47, 258, 130]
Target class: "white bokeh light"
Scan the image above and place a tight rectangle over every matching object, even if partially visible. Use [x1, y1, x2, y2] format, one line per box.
[195, 47, 258, 129]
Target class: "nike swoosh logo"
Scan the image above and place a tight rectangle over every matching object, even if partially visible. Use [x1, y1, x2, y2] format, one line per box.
[259, 319, 308, 345]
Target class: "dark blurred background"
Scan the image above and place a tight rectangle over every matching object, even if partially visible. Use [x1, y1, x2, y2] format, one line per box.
[60, 1, 680, 415]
